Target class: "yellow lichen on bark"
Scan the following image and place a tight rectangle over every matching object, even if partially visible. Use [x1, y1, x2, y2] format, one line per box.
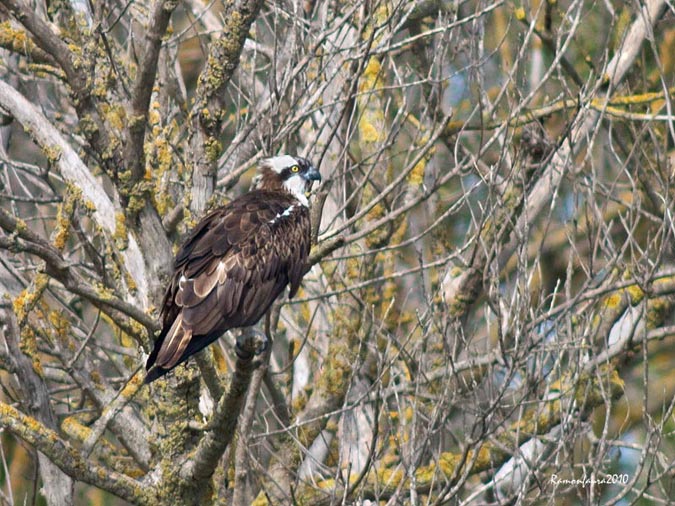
[113, 211, 129, 250]
[358, 58, 386, 145]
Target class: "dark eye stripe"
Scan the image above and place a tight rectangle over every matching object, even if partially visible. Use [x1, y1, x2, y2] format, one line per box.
[279, 167, 301, 179]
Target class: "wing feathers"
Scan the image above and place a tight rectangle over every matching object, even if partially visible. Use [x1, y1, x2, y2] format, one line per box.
[192, 260, 224, 298]
[218, 279, 241, 316]
[146, 189, 313, 382]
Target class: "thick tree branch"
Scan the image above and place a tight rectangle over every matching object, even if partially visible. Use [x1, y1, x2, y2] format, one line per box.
[0, 242, 153, 468]
[0, 20, 58, 65]
[0, 79, 150, 306]
[125, 0, 178, 183]
[0, 0, 670, 503]
[181, 349, 261, 483]
[0, 0, 82, 85]
[0, 0, 124, 178]
[55, 346, 153, 468]
[232, 351, 269, 506]
[1, 0, 172, 301]
[188, 0, 264, 214]
[0, 303, 74, 505]
[0, 208, 157, 333]
[0, 401, 152, 504]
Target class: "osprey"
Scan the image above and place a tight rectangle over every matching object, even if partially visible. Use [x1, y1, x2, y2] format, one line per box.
[145, 155, 321, 383]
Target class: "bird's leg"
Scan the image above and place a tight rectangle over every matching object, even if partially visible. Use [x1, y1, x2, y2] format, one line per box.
[235, 326, 269, 360]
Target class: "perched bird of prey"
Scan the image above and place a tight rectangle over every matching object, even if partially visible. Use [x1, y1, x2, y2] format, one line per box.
[145, 155, 321, 383]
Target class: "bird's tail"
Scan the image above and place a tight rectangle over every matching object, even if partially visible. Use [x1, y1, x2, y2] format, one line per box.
[144, 364, 170, 383]
[144, 315, 192, 383]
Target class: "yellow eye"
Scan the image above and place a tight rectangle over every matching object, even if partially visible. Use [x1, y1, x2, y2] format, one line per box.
[290, 165, 300, 173]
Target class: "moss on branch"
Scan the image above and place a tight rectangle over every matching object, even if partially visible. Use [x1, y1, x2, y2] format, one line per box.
[292, 367, 624, 504]
[0, 401, 152, 504]
[0, 20, 57, 65]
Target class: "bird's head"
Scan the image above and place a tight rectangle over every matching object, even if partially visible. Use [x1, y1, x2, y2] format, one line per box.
[256, 155, 321, 206]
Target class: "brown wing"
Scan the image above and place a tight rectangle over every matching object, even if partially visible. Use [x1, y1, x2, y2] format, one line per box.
[145, 190, 311, 382]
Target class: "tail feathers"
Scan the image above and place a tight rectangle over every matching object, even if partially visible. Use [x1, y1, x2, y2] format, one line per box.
[156, 316, 193, 369]
[144, 316, 230, 384]
[144, 365, 170, 383]
[144, 315, 193, 383]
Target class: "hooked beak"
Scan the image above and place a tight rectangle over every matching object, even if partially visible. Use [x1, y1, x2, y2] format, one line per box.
[303, 165, 322, 183]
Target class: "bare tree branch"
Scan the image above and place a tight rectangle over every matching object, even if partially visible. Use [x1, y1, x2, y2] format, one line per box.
[1, 0, 673, 503]
[188, 0, 264, 214]
[0, 401, 152, 504]
[0, 80, 151, 306]
[181, 335, 265, 484]
[125, 0, 178, 183]
[0, 302, 74, 505]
